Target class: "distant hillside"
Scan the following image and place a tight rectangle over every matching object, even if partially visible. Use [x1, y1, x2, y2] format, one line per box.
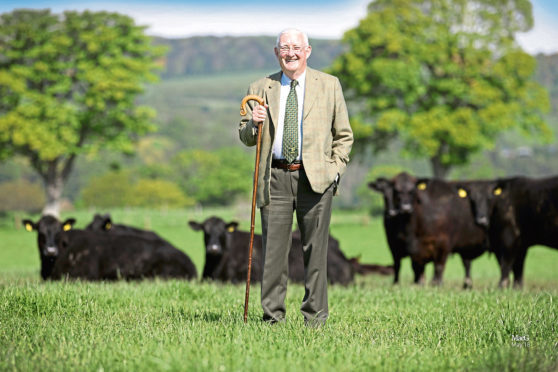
[153, 36, 344, 79]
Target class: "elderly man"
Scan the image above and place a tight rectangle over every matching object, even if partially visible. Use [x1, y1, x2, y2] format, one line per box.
[239, 28, 353, 326]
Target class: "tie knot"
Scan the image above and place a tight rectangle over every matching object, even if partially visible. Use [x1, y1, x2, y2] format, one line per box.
[290, 80, 298, 88]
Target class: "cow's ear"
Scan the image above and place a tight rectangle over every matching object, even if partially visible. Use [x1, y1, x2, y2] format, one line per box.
[416, 178, 429, 190]
[102, 217, 112, 231]
[188, 221, 203, 231]
[62, 218, 76, 231]
[369, 178, 389, 191]
[226, 222, 239, 233]
[22, 219, 37, 232]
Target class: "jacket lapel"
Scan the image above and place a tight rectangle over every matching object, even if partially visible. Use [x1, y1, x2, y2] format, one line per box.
[303, 68, 318, 120]
[265, 72, 282, 130]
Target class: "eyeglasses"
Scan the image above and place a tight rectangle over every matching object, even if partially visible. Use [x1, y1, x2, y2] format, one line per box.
[277, 45, 307, 54]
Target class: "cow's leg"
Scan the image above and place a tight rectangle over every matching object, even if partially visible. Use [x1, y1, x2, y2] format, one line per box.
[411, 260, 425, 285]
[497, 254, 513, 288]
[432, 251, 449, 286]
[392, 257, 401, 285]
[461, 256, 472, 289]
[512, 247, 528, 289]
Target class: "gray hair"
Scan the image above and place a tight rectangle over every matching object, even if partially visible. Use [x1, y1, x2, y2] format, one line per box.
[276, 28, 309, 47]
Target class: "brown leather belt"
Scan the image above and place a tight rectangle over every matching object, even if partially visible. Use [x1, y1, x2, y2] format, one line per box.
[272, 159, 303, 171]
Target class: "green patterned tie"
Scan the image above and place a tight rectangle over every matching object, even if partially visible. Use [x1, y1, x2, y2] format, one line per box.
[282, 79, 299, 163]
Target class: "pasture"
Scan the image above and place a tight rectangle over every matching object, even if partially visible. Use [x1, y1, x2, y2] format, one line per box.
[1, 208, 557, 371]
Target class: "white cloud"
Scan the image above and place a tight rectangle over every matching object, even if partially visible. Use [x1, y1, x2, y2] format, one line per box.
[58, 1, 371, 40]
[516, 5, 558, 55]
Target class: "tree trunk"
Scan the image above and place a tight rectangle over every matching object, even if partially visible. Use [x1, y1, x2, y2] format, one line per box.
[40, 156, 76, 217]
[430, 155, 451, 179]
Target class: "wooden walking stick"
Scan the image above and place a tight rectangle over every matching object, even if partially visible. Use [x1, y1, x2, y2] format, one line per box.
[240, 94, 265, 323]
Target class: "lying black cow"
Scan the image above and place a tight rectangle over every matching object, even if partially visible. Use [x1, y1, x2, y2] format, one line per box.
[455, 176, 558, 288]
[370, 173, 489, 288]
[188, 216, 392, 285]
[86, 213, 160, 240]
[24, 215, 197, 280]
[23, 215, 76, 280]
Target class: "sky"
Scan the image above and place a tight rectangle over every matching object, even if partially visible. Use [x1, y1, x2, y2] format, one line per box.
[1, 0, 558, 55]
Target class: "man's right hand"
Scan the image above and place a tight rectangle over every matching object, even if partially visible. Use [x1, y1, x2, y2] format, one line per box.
[252, 103, 268, 123]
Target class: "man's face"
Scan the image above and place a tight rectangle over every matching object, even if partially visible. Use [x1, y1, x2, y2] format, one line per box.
[274, 31, 311, 79]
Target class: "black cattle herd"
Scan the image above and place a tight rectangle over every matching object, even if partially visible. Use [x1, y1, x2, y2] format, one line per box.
[370, 172, 558, 288]
[22, 173, 557, 288]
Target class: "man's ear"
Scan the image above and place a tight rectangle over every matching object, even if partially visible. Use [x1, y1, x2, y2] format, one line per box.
[22, 219, 37, 232]
[62, 218, 76, 231]
[226, 222, 239, 233]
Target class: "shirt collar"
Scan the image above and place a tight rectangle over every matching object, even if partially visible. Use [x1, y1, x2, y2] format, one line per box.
[281, 70, 306, 88]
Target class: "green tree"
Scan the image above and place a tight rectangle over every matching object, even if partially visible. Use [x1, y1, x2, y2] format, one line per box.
[171, 147, 253, 206]
[330, 0, 550, 178]
[0, 9, 165, 215]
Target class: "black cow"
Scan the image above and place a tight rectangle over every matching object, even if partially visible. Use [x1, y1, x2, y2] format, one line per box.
[50, 229, 197, 280]
[456, 176, 558, 288]
[86, 213, 160, 240]
[188, 216, 392, 285]
[23, 215, 76, 280]
[370, 173, 489, 288]
[24, 215, 197, 280]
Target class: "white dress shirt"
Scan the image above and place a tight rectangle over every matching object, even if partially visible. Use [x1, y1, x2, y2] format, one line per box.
[272, 70, 306, 161]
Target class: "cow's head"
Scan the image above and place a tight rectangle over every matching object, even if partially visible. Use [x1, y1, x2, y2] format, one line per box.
[392, 172, 420, 214]
[86, 213, 112, 231]
[453, 180, 507, 228]
[368, 177, 397, 217]
[189, 216, 238, 257]
[23, 215, 76, 279]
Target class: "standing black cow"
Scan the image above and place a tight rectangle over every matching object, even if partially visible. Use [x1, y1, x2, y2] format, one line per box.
[370, 173, 489, 288]
[24, 215, 197, 280]
[23, 215, 76, 280]
[456, 176, 558, 288]
[188, 216, 392, 285]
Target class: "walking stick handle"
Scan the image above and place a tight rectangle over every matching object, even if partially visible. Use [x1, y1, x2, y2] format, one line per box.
[240, 95, 265, 116]
[241, 94, 265, 323]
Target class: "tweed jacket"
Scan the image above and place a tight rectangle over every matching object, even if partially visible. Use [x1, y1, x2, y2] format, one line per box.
[239, 67, 353, 208]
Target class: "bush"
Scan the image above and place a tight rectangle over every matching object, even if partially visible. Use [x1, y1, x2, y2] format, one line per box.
[80, 171, 135, 208]
[0, 179, 45, 212]
[171, 147, 252, 206]
[127, 179, 194, 208]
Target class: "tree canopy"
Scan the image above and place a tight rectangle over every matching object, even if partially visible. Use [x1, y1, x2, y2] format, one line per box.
[0, 9, 165, 215]
[330, 0, 551, 178]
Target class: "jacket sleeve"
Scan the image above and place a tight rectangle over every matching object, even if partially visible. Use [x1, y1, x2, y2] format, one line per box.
[330, 77, 354, 178]
[238, 86, 258, 147]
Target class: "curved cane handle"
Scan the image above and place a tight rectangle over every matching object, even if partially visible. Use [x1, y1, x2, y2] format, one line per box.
[240, 95, 265, 116]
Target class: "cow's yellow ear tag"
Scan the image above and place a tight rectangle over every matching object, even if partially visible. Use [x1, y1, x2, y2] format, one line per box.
[63, 224, 72, 231]
[417, 182, 427, 190]
[105, 222, 112, 230]
[227, 226, 235, 233]
[25, 223, 33, 232]
[493, 187, 502, 196]
[458, 189, 467, 198]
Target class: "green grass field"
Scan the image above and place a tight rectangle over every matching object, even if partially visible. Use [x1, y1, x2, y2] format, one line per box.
[1, 208, 557, 371]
